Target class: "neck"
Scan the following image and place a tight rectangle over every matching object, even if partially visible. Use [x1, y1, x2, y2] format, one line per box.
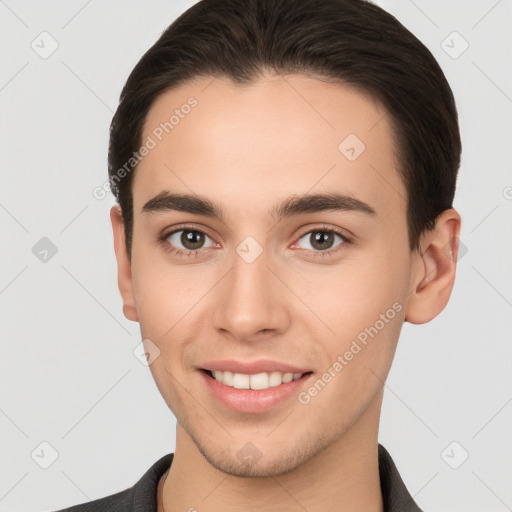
[161, 392, 384, 512]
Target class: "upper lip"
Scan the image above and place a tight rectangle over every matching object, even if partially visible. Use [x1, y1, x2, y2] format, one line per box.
[200, 359, 312, 375]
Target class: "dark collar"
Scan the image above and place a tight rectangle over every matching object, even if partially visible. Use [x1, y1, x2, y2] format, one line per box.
[54, 444, 423, 511]
[378, 444, 424, 512]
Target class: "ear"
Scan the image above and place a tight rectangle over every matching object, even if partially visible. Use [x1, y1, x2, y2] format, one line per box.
[110, 205, 139, 322]
[404, 208, 462, 324]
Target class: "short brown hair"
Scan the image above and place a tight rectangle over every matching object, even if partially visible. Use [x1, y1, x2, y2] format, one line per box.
[108, 0, 461, 256]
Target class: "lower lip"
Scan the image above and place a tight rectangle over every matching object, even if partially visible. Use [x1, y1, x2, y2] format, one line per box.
[199, 370, 313, 413]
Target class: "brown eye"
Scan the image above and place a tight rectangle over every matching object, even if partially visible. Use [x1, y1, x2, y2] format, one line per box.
[166, 229, 215, 252]
[296, 229, 347, 253]
[310, 231, 336, 250]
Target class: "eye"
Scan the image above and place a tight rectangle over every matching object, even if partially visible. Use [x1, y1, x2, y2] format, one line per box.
[294, 227, 349, 256]
[163, 228, 216, 255]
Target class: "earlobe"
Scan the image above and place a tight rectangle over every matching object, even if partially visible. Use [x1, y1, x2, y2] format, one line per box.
[404, 208, 462, 324]
[110, 205, 139, 322]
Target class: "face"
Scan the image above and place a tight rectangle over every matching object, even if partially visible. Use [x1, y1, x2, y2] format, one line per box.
[114, 73, 427, 477]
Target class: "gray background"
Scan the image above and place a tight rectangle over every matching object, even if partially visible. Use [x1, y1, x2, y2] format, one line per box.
[1, 1, 511, 511]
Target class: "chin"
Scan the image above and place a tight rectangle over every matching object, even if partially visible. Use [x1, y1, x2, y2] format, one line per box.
[196, 439, 316, 478]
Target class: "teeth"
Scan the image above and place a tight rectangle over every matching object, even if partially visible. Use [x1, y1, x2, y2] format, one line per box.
[210, 370, 303, 390]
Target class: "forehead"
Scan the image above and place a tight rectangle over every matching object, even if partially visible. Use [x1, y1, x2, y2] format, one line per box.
[132, 74, 405, 220]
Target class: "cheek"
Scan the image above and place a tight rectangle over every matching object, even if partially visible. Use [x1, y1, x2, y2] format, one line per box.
[130, 243, 217, 346]
[301, 242, 409, 376]
[295, 250, 407, 336]
[129, 257, 211, 419]
[300, 275, 405, 422]
[132, 270, 195, 339]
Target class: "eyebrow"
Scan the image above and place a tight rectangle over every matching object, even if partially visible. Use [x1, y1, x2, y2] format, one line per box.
[141, 190, 376, 221]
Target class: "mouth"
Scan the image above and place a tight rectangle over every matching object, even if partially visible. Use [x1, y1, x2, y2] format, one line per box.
[201, 368, 314, 391]
[199, 367, 314, 413]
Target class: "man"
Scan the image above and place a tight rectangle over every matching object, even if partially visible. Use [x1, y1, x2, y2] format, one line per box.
[55, 0, 461, 510]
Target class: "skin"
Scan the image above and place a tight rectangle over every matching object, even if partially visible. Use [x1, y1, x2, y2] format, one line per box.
[110, 73, 461, 512]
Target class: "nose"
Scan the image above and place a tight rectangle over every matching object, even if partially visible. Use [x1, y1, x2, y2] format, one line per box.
[212, 246, 290, 342]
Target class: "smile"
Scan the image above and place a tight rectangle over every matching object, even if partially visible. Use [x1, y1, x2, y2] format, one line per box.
[204, 369, 305, 390]
[200, 369, 314, 413]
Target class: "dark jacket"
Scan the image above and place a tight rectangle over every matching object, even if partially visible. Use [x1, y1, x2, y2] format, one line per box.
[52, 444, 423, 512]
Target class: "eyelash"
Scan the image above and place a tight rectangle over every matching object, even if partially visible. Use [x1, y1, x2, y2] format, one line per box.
[159, 224, 352, 259]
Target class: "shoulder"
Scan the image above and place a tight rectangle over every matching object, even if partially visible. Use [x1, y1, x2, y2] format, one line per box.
[50, 453, 174, 512]
[51, 487, 132, 512]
